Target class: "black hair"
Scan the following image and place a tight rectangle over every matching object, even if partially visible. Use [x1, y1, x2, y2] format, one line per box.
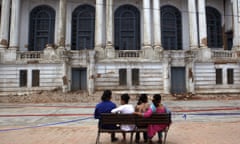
[137, 94, 148, 105]
[152, 94, 161, 107]
[121, 93, 130, 104]
[101, 90, 112, 101]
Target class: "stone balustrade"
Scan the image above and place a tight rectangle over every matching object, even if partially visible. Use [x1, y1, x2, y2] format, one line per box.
[116, 50, 142, 58]
[17, 51, 43, 60]
[212, 50, 233, 58]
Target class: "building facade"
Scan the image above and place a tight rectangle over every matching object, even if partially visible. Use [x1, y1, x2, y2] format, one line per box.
[0, 0, 240, 95]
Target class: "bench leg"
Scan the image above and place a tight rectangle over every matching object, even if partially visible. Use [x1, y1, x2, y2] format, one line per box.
[96, 132, 100, 144]
[130, 132, 134, 144]
[163, 132, 168, 144]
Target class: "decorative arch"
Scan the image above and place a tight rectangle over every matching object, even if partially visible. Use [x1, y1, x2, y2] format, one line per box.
[206, 6, 222, 48]
[114, 5, 140, 50]
[29, 5, 55, 51]
[71, 5, 95, 50]
[161, 5, 182, 50]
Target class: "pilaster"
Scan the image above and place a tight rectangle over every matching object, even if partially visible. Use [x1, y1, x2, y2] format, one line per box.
[188, 0, 198, 49]
[9, 0, 21, 51]
[0, 0, 10, 49]
[58, 0, 67, 49]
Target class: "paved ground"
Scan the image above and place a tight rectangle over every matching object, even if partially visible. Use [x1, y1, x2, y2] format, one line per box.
[0, 100, 240, 144]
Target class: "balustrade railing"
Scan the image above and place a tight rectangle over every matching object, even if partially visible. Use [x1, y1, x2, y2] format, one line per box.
[17, 51, 43, 60]
[117, 50, 142, 58]
[212, 50, 233, 58]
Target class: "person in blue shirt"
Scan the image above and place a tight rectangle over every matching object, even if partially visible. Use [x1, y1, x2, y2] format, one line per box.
[94, 90, 118, 142]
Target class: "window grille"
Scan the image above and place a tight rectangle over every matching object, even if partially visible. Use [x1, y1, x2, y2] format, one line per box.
[161, 5, 182, 50]
[132, 69, 139, 86]
[71, 5, 95, 50]
[32, 70, 40, 87]
[20, 70, 27, 87]
[227, 69, 234, 84]
[119, 69, 127, 86]
[29, 5, 55, 51]
[216, 69, 222, 84]
[115, 5, 140, 50]
[206, 7, 222, 48]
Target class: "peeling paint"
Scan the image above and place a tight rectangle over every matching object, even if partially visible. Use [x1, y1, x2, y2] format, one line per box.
[0, 39, 8, 46]
[201, 38, 207, 45]
[62, 76, 68, 85]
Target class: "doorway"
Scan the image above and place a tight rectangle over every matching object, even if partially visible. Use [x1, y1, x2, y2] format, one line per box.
[71, 68, 87, 91]
[171, 67, 186, 94]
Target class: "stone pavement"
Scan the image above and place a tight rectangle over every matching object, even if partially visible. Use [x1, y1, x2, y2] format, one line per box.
[0, 100, 240, 144]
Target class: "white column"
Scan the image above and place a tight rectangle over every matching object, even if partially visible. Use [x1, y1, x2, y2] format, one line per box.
[105, 0, 115, 58]
[106, 0, 113, 48]
[88, 51, 96, 94]
[153, 0, 162, 50]
[9, 0, 21, 49]
[95, 0, 104, 49]
[0, 0, 11, 49]
[163, 52, 170, 94]
[143, 0, 151, 48]
[198, 0, 207, 48]
[58, 0, 67, 48]
[188, 0, 198, 49]
[232, 0, 240, 50]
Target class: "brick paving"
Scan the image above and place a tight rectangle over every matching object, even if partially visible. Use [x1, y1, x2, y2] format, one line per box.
[0, 100, 240, 144]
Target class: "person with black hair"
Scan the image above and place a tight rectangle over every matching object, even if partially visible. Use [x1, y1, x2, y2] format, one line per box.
[111, 93, 135, 141]
[135, 94, 149, 143]
[94, 90, 118, 142]
[135, 94, 169, 144]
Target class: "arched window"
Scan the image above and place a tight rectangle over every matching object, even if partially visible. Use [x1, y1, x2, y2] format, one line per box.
[206, 7, 222, 48]
[71, 5, 95, 50]
[161, 5, 182, 50]
[115, 5, 140, 50]
[29, 5, 55, 51]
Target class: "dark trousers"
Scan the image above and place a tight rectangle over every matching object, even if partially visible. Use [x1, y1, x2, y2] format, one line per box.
[135, 132, 148, 142]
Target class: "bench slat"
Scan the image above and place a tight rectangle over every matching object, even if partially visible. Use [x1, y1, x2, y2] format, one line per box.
[96, 113, 171, 144]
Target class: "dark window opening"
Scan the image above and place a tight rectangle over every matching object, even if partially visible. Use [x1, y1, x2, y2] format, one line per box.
[115, 5, 140, 50]
[32, 70, 40, 87]
[225, 31, 233, 50]
[132, 69, 139, 86]
[71, 68, 87, 91]
[20, 70, 27, 87]
[71, 5, 95, 50]
[216, 69, 222, 84]
[227, 69, 234, 84]
[206, 7, 222, 48]
[29, 5, 55, 51]
[119, 69, 127, 86]
[161, 5, 182, 50]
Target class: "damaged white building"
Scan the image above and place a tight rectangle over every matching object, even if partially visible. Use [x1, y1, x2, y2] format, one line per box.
[0, 0, 240, 96]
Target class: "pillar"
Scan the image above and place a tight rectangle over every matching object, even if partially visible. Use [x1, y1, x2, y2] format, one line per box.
[106, 0, 113, 48]
[58, 0, 67, 48]
[88, 51, 96, 94]
[232, 0, 240, 50]
[105, 0, 115, 58]
[0, 0, 11, 49]
[9, 0, 21, 50]
[143, 0, 151, 49]
[95, 0, 104, 50]
[163, 52, 170, 94]
[198, 0, 207, 48]
[153, 0, 162, 50]
[188, 0, 198, 49]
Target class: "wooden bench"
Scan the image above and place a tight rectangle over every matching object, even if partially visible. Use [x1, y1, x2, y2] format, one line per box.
[96, 113, 171, 144]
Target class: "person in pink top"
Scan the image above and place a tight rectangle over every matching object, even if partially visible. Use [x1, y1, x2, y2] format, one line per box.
[135, 94, 168, 144]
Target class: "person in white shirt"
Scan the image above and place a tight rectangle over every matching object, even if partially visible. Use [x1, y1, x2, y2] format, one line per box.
[111, 93, 135, 141]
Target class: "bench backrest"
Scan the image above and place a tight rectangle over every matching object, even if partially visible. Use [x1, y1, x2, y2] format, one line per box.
[135, 113, 171, 125]
[100, 113, 136, 125]
[100, 113, 171, 126]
